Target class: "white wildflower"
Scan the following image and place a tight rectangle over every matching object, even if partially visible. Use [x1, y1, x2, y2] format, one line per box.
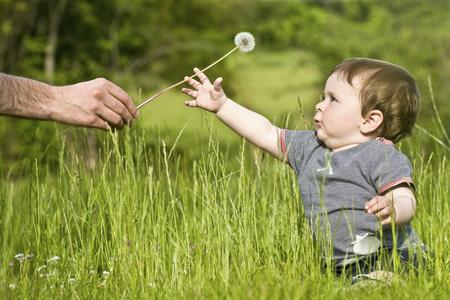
[234, 32, 255, 52]
[102, 270, 110, 277]
[14, 253, 25, 261]
[9, 283, 17, 290]
[36, 265, 47, 272]
[44, 270, 57, 278]
[68, 277, 76, 284]
[47, 256, 61, 263]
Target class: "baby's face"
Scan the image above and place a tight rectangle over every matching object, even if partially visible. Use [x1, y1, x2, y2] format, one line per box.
[314, 72, 367, 150]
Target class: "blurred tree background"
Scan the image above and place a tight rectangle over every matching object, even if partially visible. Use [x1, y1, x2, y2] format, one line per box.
[1, 0, 449, 167]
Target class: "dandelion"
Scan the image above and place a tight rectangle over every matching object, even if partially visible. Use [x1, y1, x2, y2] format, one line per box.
[234, 32, 255, 52]
[137, 32, 256, 110]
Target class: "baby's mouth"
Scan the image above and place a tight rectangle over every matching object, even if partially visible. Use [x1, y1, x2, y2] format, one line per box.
[314, 119, 321, 128]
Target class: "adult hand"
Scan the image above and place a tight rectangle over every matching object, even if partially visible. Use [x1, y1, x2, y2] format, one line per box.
[53, 78, 139, 130]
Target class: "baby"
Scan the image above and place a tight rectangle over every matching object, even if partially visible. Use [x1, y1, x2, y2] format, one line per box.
[182, 58, 423, 277]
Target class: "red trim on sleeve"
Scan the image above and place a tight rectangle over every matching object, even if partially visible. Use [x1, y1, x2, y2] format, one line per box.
[280, 129, 287, 155]
[378, 177, 414, 194]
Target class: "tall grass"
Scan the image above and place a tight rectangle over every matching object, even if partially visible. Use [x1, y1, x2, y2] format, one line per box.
[0, 115, 449, 298]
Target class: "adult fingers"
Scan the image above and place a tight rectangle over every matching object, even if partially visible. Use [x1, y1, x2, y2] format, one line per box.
[182, 88, 198, 98]
[89, 117, 111, 130]
[69, 109, 111, 130]
[184, 76, 202, 89]
[214, 77, 223, 91]
[96, 106, 125, 129]
[106, 81, 139, 118]
[103, 93, 134, 124]
[193, 67, 211, 84]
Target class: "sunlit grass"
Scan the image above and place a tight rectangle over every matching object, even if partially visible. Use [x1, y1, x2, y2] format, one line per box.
[1, 51, 449, 298]
[0, 117, 449, 298]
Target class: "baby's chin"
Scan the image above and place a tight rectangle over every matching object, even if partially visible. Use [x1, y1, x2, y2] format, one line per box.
[315, 130, 330, 147]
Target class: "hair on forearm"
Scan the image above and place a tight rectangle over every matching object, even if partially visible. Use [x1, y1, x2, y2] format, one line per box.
[0, 73, 53, 119]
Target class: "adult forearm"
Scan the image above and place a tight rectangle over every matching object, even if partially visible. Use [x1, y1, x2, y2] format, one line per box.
[216, 98, 281, 158]
[0, 73, 54, 119]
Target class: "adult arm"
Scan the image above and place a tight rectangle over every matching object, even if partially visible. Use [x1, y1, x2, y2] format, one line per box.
[0, 73, 138, 129]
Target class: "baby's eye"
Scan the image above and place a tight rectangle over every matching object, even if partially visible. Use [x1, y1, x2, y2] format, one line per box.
[330, 96, 338, 102]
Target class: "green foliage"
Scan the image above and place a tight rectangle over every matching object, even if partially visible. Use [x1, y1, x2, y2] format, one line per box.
[1, 0, 449, 163]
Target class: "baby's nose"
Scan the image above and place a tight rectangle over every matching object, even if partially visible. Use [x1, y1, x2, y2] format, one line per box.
[315, 101, 325, 112]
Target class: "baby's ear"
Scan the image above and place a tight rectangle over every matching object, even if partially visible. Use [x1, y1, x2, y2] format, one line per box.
[360, 109, 383, 134]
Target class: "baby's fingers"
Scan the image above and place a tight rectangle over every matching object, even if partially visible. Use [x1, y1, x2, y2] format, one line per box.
[194, 67, 211, 84]
[182, 88, 198, 98]
[375, 206, 391, 219]
[184, 100, 198, 108]
[213, 77, 223, 92]
[381, 216, 393, 226]
[184, 76, 202, 89]
[365, 196, 387, 213]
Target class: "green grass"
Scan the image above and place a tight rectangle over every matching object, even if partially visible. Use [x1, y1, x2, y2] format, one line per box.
[1, 50, 449, 298]
[0, 123, 449, 299]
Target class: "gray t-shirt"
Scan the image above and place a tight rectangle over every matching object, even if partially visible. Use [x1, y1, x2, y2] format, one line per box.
[281, 130, 419, 264]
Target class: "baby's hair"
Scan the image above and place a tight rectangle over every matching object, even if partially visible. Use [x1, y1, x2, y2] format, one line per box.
[333, 58, 420, 143]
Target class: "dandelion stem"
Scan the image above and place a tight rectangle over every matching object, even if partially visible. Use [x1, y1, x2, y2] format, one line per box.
[137, 46, 239, 110]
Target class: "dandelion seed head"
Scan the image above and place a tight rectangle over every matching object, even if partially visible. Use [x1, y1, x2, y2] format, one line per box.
[234, 32, 255, 53]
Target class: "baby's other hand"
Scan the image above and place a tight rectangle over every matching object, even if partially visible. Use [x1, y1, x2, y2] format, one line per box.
[182, 67, 228, 113]
[365, 195, 395, 226]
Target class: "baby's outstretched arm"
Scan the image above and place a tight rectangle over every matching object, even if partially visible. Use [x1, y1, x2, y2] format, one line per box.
[365, 184, 416, 226]
[182, 68, 282, 159]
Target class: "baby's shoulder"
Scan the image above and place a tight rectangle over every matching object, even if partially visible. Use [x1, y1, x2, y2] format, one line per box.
[365, 138, 411, 165]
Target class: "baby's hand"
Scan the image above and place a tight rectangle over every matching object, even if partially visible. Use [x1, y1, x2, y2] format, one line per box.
[365, 195, 395, 225]
[182, 67, 228, 113]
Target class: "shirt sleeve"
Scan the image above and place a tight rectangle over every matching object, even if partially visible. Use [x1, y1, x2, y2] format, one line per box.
[280, 130, 316, 174]
[370, 145, 414, 195]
